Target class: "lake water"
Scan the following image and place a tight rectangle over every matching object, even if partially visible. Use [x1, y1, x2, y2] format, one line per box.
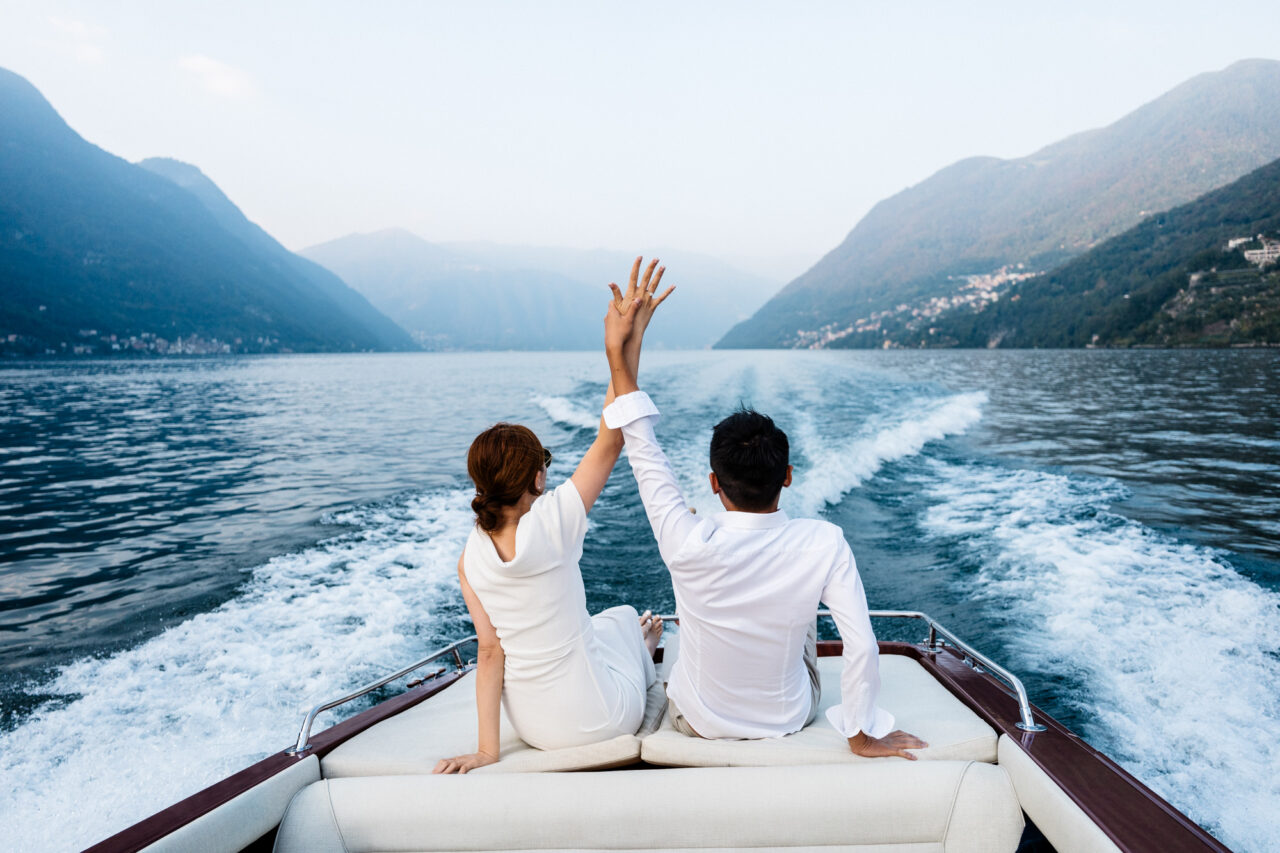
[1, 350, 1278, 851]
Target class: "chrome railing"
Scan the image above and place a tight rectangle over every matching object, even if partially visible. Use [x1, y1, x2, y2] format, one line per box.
[287, 607, 1043, 757]
[841, 610, 1044, 732]
[285, 635, 477, 757]
[657, 609, 1045, 732]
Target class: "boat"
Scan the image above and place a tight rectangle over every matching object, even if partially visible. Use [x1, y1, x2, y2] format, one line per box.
[85, 611, 1230, 853]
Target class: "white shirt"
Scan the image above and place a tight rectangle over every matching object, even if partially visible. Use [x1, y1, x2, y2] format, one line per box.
[604, 390, 894, 740]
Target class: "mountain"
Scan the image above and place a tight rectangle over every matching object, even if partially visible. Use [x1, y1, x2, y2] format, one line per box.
[718, 59, 1280, 349]
[0, 68, 414, 354]
[302, 232, 781, 350]
[136, 158, 414, 352]
[918, 156, 1280, 348]
[302, 229, 604, 350]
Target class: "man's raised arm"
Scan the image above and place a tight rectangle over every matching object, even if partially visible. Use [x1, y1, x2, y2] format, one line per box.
[601, 258, 697, 564]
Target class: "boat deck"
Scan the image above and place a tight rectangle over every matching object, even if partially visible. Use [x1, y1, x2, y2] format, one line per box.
[87, 638, 1232, 853]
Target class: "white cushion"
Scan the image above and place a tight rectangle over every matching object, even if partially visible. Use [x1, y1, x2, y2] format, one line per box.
[274, 762, 1023, 853]
[641, 653, 997, 767]
[321, 671, 666, 777]
[999, 734, 1122, 853]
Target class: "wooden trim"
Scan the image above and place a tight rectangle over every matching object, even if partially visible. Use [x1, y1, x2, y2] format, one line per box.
[818, 640, 1230, 853]
[84, 669, 468, 853]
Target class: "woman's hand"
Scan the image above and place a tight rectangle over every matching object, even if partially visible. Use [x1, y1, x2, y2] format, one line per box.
[433, 751, 499, 774]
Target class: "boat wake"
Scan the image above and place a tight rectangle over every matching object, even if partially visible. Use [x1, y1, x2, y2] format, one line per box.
[533, 394, 599, 431]
[921, 461, 1280, 853]
[626, 388, 985, 519]
[788, 392, 986, 517]
[0, 489, 474, 853]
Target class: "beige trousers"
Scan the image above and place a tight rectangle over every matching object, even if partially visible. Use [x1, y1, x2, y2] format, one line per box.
[668, 622, 821, 738]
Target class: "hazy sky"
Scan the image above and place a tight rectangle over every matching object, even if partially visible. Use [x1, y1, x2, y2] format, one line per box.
[3, 1, 1277, 281]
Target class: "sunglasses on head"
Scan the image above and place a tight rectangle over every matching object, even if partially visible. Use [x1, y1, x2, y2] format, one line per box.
[543, 448, 553, 468]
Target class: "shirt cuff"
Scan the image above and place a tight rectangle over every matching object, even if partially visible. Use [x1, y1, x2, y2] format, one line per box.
[825, 704, 895, 740]
[603, 390, 660, 429]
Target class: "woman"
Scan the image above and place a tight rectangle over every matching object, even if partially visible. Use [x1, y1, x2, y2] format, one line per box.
[435, 258, 674, 773]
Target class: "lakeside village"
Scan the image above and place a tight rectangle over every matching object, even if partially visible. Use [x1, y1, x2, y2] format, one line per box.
[795, 264, 1042, 349]
[796, 232, 1280, 350]
[0, 323, 286, 357]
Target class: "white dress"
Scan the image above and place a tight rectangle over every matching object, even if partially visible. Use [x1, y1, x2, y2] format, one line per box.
[462, 479, 656, 750]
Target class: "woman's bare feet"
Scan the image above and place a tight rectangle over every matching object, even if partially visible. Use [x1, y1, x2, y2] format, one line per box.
[639, 610, 664, 655]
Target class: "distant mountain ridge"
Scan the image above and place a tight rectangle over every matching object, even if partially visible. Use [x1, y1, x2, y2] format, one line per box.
[919, 155, 1280, 348]
[718, 59, 1280, 348]
[136, 158, 414, 351]
[303, 231, 780, 350]
[303, 229, 604, 350]
[0, 68, 414, 354]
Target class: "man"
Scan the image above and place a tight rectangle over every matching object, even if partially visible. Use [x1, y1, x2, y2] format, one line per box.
[602, 257, 925, 759]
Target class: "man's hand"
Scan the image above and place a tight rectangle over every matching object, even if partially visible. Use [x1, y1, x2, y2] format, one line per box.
[433, 751, 499, 774]
[847, 730, 928, 760]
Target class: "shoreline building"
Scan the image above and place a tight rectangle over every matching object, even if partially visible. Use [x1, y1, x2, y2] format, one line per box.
[1243, 235, 1280, 267]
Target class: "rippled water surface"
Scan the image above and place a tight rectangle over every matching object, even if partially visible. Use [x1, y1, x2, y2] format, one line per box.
[1, 350, 1277, 851]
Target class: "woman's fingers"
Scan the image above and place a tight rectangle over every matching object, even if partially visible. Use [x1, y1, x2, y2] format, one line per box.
[434, 753, 492, 774]
[627, 256, 641, 297]
[608, 282, 624, 308]
[651, 285, 675, 307]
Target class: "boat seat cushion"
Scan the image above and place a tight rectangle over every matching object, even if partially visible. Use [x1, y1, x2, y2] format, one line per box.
[321, 671, 666, 777]
[997, 735, 1122, 853]
[274, 762, 1024, 853]
[640, 653, 998, 767]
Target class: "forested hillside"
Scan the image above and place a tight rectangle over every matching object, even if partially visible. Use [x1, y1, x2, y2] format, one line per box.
[0, 68, 414, 355]
[718, 59, 1280, 349]
[920, 157, 1280, 348]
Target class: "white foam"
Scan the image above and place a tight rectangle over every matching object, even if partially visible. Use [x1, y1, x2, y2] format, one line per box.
[787, 392, 986, 517]
[0, 489, 474, 853]
[533, 394, 599, 430]
[607, 389, 984, 521]
[921, 462, 1280, 853]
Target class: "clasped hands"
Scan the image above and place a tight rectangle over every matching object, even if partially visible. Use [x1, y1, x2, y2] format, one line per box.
[604, 256, 675, 357]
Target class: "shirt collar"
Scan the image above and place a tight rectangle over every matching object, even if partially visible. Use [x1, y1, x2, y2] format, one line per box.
[712, 509, 790, 529]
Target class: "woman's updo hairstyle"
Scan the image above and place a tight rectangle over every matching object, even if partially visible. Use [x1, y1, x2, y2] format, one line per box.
[467, 423, 546, 532]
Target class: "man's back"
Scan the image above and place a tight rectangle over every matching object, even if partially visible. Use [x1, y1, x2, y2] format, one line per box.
[665, 513, 851, 738]
[603, 391, 893, 742]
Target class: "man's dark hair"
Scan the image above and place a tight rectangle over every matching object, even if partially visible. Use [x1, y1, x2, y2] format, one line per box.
[709, 408, 789, 511]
